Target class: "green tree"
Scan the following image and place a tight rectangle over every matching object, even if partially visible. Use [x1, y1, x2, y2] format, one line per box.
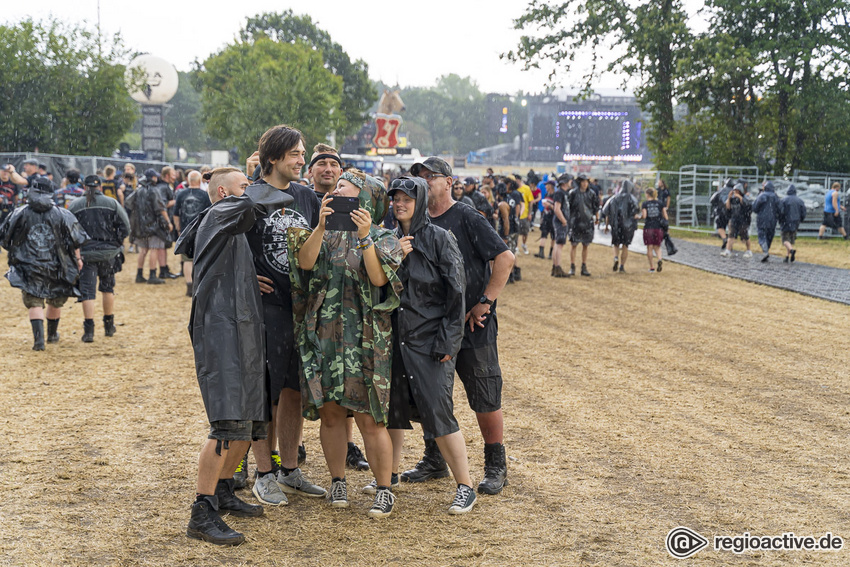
[192, 36, 343, 160]
[0, 18, 137, 155]
[242, 11, 377, 140]
[505, 0, 692, 156]
[163, 71, 221, 152]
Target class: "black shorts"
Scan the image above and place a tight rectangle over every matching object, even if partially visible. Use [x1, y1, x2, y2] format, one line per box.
[263, 302, 300, 402]
[553, 223, 568, 245]
[611, 228, 634, 247]
[728, 221, 749, 240]
[540, 219, 554, 239]
[569, 226, 594, 245]
[388, 344, 460, 439]
[823, 212, 842, 229]
[454, 342, 502, 413]
[79, 260, 116, 300]
[209, 420, 269, 441]
[715, 211, 729, 231]
[781, 230, 796, 245]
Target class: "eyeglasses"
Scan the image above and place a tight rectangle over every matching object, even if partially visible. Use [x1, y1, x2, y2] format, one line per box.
[419, 171, 446, 181]
[391, 178, 418, 190]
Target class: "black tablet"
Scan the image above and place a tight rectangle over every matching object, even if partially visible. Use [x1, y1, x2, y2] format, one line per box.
[326, 196, 359, 231]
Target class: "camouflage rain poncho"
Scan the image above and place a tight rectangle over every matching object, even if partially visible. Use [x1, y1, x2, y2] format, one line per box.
[287, 175, 404, 424]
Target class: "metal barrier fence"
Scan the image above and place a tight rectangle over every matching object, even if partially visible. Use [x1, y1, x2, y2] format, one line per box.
[0, 152, 214, 183]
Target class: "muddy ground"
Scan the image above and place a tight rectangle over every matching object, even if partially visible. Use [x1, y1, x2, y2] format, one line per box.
[0, 243, 848, 566]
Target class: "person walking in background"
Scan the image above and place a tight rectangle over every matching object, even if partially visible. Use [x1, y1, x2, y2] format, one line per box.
[818, 182, 847, 239]
[567, 173, 598, 277]
[68, 175, 130, 342]
[778, 184, 807, 263]
[603, 180, 640, 273]
[0, 178, 87, 350]
[641, 187, 666, 273]
[752, 180, 781, 262]
[125, 170, 172, 285]
[721, 184, 753, 258]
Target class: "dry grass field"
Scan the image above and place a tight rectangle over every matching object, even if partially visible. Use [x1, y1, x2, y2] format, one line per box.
[0, 244, 848, 566]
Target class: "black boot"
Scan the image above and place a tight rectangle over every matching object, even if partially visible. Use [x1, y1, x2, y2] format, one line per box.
[580, 263, 591, 277]
[135, 268, 146, 284]
[31, 319, 45, 351]
[81, 319, 95, 343]
[161, 266, 180, 280]
[46, 318, 60, 343]
[186, 495, 245, 546]
[186, 283, 193, 297]
[401, 438, 449, 483]
[214, 478, 264, 517]
[103, 315, 116, 337]
[477, 443, 508, 495]
[147, 269, 165, 285]
[346, 442, 369, 471]
[512, 266, 522, 281]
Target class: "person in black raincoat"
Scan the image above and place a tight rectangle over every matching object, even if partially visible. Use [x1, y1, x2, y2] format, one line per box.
[752, 180, 781, 262]
[710, 178, 735, 250]
[0, 178, 87, 350]
[602, 179, 640, 273]
[125, 169, 172, 284]
[385, 176, 477, 515]
[174, 167, 293, 546]
[778, 184, 807, 263]
[567, 172, 599, 276]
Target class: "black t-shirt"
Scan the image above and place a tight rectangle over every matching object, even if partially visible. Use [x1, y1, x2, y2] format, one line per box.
[430, 203, 509, 349]
[642, 199, 663, 229]
[174, 188, 212, 233]
[658, 188, 671, 209]
[552, 189, 569, 226]
[245, 179, 320, 307]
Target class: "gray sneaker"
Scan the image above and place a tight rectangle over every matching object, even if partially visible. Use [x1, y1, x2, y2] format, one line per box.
[361, 473, 400, 495]
[329, 478, 349, 508]
[252, 472, 288, 506]
[277, 467, 327, 498]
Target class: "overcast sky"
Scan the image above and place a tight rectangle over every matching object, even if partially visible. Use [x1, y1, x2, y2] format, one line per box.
[6, 0, 634, 95]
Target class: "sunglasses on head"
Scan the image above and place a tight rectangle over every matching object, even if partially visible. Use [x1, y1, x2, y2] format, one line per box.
[391, 178, 418, 190]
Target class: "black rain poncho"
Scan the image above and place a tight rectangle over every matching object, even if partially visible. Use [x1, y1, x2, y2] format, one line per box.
[125, 181, 170, 243]
[393, 178, 466, 359]
[778, 185, 807, 232]
[174, 190, 293, 424]
[752, 181, 781, 251]
[0, 187, 88, 298]
[602, 180, 639, 240]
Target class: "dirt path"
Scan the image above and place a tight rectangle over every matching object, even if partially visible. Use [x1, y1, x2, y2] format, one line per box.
[0, 247, 848, 566]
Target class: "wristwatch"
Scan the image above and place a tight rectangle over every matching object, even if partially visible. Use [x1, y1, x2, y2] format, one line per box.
[479, 295, 493, 306]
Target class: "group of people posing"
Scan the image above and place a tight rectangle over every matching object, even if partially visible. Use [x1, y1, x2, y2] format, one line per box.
[178, 125, 514, 546]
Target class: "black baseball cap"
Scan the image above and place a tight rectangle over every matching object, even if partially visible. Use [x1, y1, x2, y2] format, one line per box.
[410, 157, 452, 178]
[144, 168, 159, 179]
[576, 172, 589, 181]
[463, 176, 477, 185]
[84, 174, 101, 187]
[557, 174, 572, 185]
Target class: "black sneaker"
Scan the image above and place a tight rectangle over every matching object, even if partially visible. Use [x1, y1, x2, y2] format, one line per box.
[790, 249, 796, 263]
[448, 484, 477, 515]
[656, 259, 662, 273]
[761, 254, 769, 263]
[186, 495, 245, 546]
[612, 259, 618, 272]
[147, 275, 165, 285]
[367, 488, 395, 518]
[329, 478, 349, 508]
[346, 443, 369, 471]
[232, 452, 249, 490]
[215, 478, 264, 517]
[619, 265, 626, 273]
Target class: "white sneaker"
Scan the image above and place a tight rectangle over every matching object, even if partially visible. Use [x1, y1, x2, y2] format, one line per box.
[522, 244, 529, 254]
[743, 250, 753, 258]
[720, 249, 730, 257]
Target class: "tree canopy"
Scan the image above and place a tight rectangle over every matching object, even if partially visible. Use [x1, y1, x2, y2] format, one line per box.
[0, 18, 137, 156]
[192, 35, 344, 161]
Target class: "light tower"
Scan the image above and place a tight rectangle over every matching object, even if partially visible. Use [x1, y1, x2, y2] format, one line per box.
[125, 55, 179, 162]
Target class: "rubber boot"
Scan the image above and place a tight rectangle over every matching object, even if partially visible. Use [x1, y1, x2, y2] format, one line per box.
[147, 269, 165, 285]
[103, 315, 116, 337]
[135, 268, 146, 284]
[478, 443, 508, 495]
[401, 437, 449, 483]
[31, 319, 45, 351]
[186, 495, 245, 546]
[81, 319, 95, 343]
[215, 478, 264, 517]
[46, 318, 60, 343]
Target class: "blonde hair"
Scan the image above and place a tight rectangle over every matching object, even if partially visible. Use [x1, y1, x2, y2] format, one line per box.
[646, 188, 658, 199]
[206, 167, 242, 201]
[104, 165, 116, 177]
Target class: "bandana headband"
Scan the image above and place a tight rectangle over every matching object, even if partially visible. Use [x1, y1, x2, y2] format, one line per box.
[309, 153, 343, 169]
[340, 171, 365, 191]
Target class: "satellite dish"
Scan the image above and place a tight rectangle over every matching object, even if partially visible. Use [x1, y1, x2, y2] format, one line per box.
[126, 55, 179, 105]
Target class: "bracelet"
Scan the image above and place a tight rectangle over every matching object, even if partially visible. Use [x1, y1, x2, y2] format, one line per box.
[356, 236, 373, 250]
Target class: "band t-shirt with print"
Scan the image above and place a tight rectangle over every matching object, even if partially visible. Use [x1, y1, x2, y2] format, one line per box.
[245, 179, 320, 307]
